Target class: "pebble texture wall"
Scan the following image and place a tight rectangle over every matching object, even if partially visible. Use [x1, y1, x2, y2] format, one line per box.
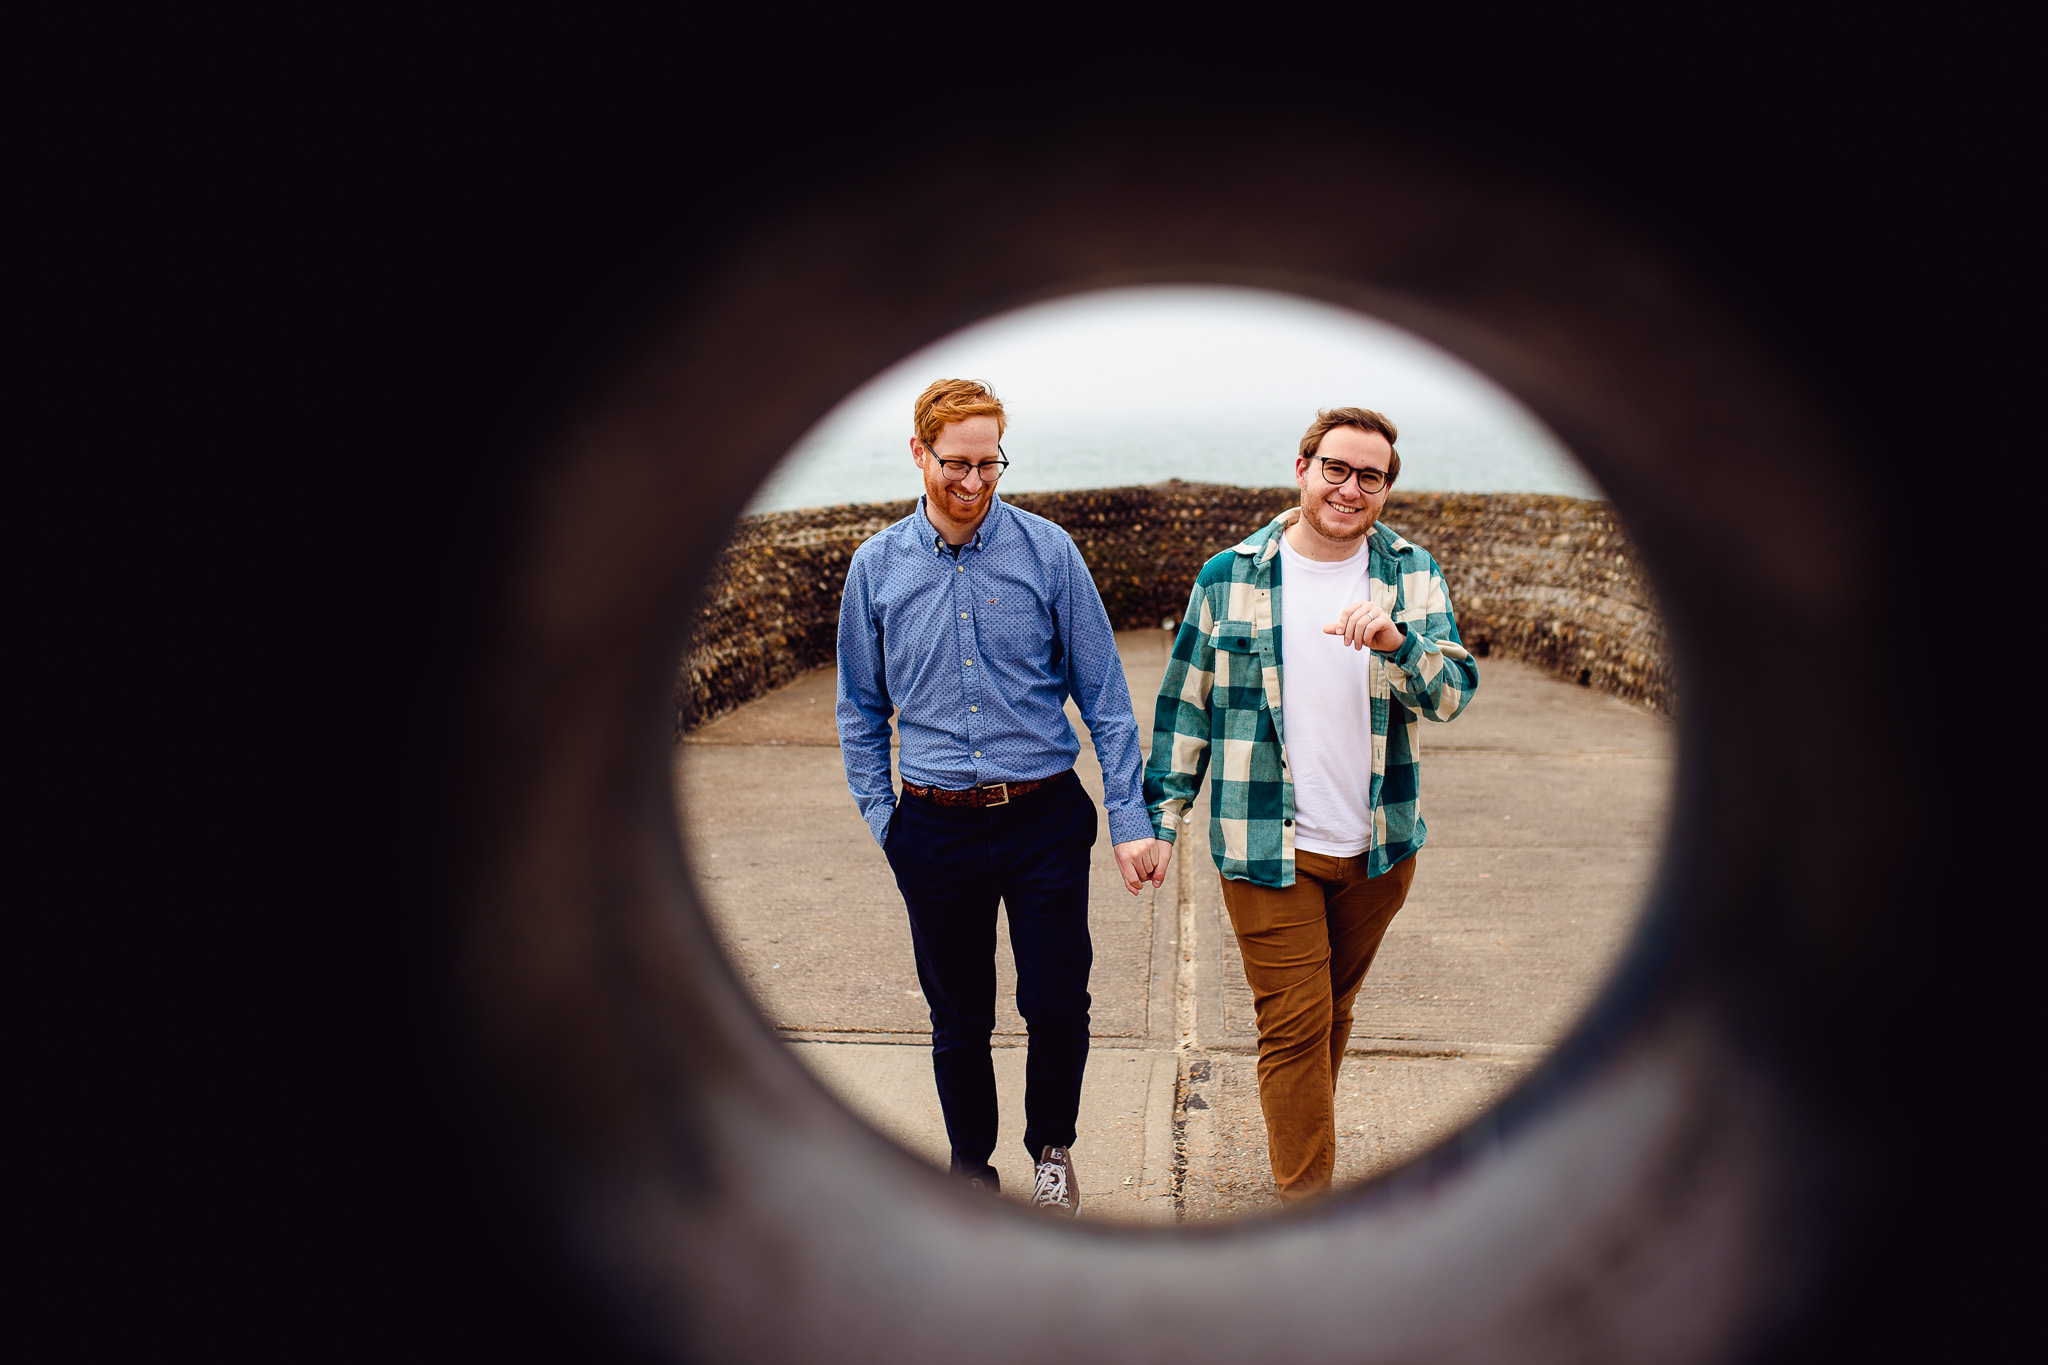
[677, 483, 1670, 736]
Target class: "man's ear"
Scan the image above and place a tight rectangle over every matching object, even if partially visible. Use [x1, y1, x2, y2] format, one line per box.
[909, 437, 926, 468]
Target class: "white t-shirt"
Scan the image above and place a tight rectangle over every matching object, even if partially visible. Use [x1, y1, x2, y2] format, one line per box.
[1277, 533, 1379, 857]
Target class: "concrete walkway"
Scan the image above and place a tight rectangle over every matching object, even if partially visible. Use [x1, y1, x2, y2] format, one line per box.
[675, 631, 1672, 1222]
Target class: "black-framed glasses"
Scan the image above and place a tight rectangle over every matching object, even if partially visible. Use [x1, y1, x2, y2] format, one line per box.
[1312, 455, 1390, 494]
[923, 442, 1010, 482]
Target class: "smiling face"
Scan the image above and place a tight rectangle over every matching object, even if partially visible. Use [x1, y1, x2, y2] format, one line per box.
[1292, 423, 1395, 555]
[911, 414, 1003, 543]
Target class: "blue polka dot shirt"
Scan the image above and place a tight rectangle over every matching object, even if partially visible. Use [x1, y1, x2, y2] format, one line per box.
[836, 494, 1151, 848]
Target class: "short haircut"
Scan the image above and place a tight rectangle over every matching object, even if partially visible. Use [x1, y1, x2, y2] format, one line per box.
[914, 378, 1007, 449]
[1298, 407, 1401, 486]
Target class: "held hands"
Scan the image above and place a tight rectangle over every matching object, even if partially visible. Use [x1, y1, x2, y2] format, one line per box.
[1144, 838, 1173, 888]
[1324, 599, 1403, 652]
[1112, 837, 1177, 895]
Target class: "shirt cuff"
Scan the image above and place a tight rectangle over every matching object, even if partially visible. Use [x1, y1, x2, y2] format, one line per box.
[864, 799, 894, 848]
[1106, 804, 1157, 846]
[1380, 623, 1424, 670]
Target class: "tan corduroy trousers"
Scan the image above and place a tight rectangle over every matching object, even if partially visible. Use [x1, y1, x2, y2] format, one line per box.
[1218, 851, 1418, 1200]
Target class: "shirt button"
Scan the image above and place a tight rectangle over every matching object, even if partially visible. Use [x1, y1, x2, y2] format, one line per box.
[964, 659, 973, 666]
[957, 565, 965, 573]
[960, 612, 968, 619]
[974, 751, 982, 757]
[970, 705, 978, 712]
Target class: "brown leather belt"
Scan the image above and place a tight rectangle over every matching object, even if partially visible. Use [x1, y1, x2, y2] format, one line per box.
[901, 770, 1072, 810]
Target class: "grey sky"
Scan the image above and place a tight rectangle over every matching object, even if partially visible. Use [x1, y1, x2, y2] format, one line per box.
[749, 286, 1595, 513]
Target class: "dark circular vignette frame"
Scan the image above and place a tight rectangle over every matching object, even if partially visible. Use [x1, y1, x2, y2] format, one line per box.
[456, 126, 1888, 1363]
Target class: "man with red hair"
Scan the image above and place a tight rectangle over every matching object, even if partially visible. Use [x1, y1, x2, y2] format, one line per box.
[837, 378, 1157, 1216]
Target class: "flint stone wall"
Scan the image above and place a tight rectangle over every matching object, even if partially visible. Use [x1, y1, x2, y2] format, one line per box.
[677, 483, 1670, 736]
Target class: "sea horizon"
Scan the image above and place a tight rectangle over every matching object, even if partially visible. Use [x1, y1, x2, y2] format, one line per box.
[747, 404, 1599, 516]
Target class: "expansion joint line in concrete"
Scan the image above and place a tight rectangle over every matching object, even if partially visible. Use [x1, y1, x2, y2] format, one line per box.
[1168, 1070, 1191, 1223]
[1174, 825, 1198, 1054]
[1168, 821, 1200, 1220]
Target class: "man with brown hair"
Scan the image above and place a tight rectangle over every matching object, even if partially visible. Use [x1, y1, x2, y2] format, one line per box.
[836, 378, 1159, 1215]
[1141, 406, 1478, 1202]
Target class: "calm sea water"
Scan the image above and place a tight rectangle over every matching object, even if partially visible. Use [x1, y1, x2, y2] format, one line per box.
[747, 401, 1598, 516]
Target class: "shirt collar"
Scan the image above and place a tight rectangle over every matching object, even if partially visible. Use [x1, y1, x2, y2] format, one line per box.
[914, 492, 1005, 555]
[1237, 508, 1409, 562]
[1235, 508, 1297, 561]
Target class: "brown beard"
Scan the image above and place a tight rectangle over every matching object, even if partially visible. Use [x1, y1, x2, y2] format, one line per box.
[1300, 495, 1374, 543]
[924, 468, 992, 535]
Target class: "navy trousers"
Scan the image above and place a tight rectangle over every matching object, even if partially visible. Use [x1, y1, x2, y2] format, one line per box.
[884, 772, 1096, 1181]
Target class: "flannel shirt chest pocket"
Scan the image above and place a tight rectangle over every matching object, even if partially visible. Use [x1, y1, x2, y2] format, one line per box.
[1213, 620, 1261, 694]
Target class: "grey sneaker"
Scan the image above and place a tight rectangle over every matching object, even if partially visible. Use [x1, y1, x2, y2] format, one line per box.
[1030, 1146, 1079, 1216]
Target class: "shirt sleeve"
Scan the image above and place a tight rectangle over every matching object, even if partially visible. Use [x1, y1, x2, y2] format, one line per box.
[1144, 576, 1217, 842]
[1056, 536, 1155, 846]
[1378, 554, 1478, 722]
[835, 548, 898, 847]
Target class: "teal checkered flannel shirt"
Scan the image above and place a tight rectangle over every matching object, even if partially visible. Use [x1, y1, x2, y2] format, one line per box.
[1143, 509, 1479, 887]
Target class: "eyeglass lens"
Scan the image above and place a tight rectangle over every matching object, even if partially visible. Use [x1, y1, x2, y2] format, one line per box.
[1320, 459, 1386, 491]
[940, 460, 1006, 480]
[929, 443, 1009, 481]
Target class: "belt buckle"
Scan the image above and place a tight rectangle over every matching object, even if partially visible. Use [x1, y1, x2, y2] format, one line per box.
[980, 781, 1010, 807]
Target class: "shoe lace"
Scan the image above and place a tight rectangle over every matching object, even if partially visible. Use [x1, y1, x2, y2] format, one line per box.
[1031, 1150, 1070, 1206]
